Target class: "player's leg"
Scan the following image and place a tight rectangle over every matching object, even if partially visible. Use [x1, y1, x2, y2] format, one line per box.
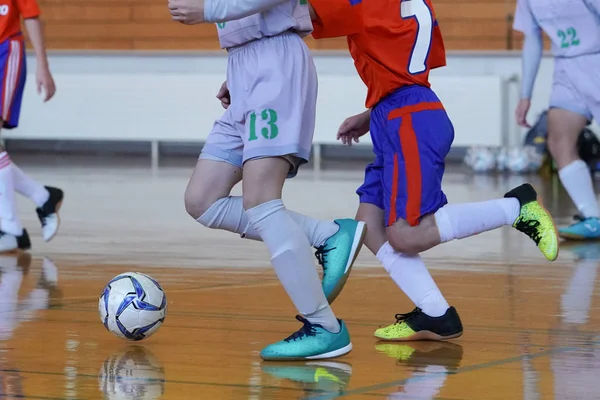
[356, 94, 460, 341]
[187, 113, 364, 304]
[243, 157, 351, 360]
[10, 164, 63, 242]
[0, 39, 30, 252]
[379, 99, 557, 261]
[548, 57, 600, 240]
[239, 33, 353, 360]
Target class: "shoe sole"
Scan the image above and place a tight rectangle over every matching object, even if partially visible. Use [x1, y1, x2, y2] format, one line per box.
[375, 330, 463, 342]
[44, 199, 63, 242]
[532, 188, 560, 261]
[261, 343, 353, 361]
[558, 231, 600, 241]
[326, 221, 368, 305]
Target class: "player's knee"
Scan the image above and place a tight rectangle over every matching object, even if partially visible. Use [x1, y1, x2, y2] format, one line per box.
[387, 228, 422, 255]
[184, 187, 217, 221]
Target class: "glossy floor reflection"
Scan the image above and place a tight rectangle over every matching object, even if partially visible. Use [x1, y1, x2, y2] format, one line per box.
[1, 163, 600, 399]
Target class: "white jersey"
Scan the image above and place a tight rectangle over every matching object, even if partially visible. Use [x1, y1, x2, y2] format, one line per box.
[215, 0, 312, 49]
[514, 0, 600, 57]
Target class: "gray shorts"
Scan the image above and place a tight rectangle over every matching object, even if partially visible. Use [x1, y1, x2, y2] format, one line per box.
[550, 53, 600, 122]
[200, 32, 318, 177]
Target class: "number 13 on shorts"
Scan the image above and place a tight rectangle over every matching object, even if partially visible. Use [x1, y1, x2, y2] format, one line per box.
[401, 0, 434, 74]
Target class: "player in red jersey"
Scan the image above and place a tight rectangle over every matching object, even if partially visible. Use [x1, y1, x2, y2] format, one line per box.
[173, 0, 560, 342]
[310, 0, 559, 341]
[0, 0, 63, 252]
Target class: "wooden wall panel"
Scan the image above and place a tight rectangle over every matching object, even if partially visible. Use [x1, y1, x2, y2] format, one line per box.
[30, 0, 550, 51]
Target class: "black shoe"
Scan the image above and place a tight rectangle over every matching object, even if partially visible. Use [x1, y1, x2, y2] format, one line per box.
[374, 306, 463, 341]
[0, 229, 31, 252]
[36, 186, 63, 242]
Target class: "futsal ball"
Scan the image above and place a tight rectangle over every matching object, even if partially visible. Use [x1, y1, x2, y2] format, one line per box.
[99, 272, 167, 341]
[506, 146, 544, 174]
[496, 147, 509, 171]
[98, 346, 165, 400]
[464, 146, 497, 173]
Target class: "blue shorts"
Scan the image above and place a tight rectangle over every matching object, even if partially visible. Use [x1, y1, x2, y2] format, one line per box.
[0, 36, 26, 130]
[356, 85, 454, 227]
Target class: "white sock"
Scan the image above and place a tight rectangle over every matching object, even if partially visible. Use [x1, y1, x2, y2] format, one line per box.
[198, 196, 338, 247]
[0, 153, 22, 236]
[376, 242, 449, 317]
[558, 160, 600, 218]
[245, 199, 340, 332]
[434, 198, 520, 243]
[11, 164, 49, 207]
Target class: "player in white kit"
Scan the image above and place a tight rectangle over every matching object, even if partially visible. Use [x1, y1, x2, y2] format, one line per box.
[514, 0, 600, 240]
[168, 0, 366, 360]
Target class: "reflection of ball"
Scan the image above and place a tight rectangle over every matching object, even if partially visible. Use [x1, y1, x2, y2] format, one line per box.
[99, 273, 167, 341]
[98, 346, 165, 400]
[464, 147, 497, 173]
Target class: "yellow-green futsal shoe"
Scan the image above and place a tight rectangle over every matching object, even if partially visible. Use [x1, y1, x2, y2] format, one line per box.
[504, 183, 559, 261]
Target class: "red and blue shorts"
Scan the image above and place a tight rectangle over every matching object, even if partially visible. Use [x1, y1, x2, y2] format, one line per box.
[357, 85, 454, 226]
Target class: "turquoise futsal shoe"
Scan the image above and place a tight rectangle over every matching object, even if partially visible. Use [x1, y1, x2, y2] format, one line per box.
[315, 219, 367, 304]
[260, 316, 352, 361]
[559, 216, 600, 240]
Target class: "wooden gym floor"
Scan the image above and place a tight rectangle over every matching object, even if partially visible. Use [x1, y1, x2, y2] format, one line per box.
[1, 156, 599, 399]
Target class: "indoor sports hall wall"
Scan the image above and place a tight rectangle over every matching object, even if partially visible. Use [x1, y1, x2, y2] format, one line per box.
[36, 0, 532, 51]
[10, 0, 596, 163]
[6, 52, 584, 153]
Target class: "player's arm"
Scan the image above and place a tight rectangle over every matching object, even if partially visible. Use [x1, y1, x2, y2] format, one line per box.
[583, 0, 599, 16]
[310, 0, 362, 39]
[337, 109, 370, 145]
[19, 0, 55, 102]
[513, 0, 542, 127]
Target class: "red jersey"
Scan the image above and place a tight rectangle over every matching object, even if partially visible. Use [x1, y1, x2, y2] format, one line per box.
[311, 0, 446, 108]
[0, 0, 40, 43]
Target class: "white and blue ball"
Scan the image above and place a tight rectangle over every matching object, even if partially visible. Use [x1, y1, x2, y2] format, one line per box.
[506, 146, 544, 174]
[99, 272, 167, 341]
[464, 146, 497, 173]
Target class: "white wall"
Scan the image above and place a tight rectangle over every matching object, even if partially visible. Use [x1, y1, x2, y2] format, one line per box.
[8, 50, 597, 148]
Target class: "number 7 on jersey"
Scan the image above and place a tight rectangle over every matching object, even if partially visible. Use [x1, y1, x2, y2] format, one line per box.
[400, 0, 434, 74]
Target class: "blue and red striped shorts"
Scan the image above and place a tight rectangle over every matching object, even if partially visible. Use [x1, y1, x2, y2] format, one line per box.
[356, 85, 455, 226]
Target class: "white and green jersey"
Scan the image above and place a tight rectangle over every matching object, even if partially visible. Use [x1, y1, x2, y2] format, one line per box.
[514, 0, 600, 57]
[214, 0, 312, 49]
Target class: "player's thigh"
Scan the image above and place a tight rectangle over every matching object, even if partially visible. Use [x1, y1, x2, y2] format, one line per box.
[0, 39, 26, 132]
[548, 60, 591, 163]
[240, 33, 318, 178]
[381, 109, 453, 253]
[185, 112, 244, 218]
[242, 157, 290, 209]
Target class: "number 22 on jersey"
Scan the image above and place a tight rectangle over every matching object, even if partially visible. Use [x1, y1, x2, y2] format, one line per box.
[400, 0, 434, 74]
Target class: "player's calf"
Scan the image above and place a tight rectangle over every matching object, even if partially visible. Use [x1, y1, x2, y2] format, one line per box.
[386, 216, 442, 255]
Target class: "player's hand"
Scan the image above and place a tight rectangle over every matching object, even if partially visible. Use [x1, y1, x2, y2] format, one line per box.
[168, 0, 205, 24]
[36, 66, 56, 102]
[515, 98, 532, 128]
[216, 81, 230, 109]
[337, 110, 371, 146]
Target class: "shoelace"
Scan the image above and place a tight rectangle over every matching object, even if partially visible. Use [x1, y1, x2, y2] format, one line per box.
[36, 209, 48, 227]
[284, 315, 320, 342]
[514, 219, 542, 244]
[314, 246, 335, 272]
[394, 308, 421, 324]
